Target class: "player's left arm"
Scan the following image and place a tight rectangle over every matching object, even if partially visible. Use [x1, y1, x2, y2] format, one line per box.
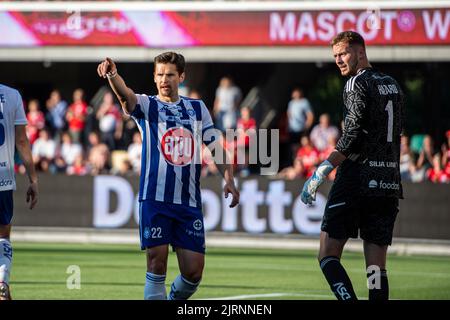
[301, 80, 368, 204]
[15, 125, 38, 209]
[200, 101, 239, 208]
[207, 140, 240, 208]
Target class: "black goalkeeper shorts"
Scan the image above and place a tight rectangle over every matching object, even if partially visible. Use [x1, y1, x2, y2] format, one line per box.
[321, 193, 399, 246]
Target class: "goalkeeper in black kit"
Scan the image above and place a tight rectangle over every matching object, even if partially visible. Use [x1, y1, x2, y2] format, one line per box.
[300, 31, 405, 300]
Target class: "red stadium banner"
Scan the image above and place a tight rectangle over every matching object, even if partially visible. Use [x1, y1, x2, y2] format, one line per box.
[0, 8, 449, 47]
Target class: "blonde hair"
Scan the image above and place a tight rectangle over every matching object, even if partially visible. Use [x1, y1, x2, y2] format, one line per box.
[331, 31, 366, 49]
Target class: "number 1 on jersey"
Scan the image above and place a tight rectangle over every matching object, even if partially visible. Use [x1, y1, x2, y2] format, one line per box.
[385, 100, 393, 142]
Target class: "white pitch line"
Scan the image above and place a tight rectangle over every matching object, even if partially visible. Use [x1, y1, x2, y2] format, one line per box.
[202, 292, 334, 300]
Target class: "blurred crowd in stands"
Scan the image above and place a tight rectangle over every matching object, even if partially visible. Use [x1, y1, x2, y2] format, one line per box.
[16, 78, 450, 183]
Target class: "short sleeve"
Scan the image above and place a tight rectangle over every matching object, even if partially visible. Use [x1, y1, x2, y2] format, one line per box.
[14, 91, 27, 125]
[200, 100, 218, 146]
[130, 94, 150, 119]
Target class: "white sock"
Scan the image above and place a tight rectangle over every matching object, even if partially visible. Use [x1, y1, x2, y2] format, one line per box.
[168, 274, 200, 300]
[144, 272, 166, 300]
[0, 238, 13, 284]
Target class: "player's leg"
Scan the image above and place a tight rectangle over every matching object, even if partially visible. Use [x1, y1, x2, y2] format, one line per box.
[0, 225, 12, 300]
[144, 244, 169, 300]
[319, 182, 359, 301]
[167, 248, 204, 300]
[168, 207, 205, 300]
[363, 241, 389, 300]
[318, 231, 357, 300]
[360, 197, 399, 300]
[0, 190, 14, 301]
[139, 200, 173, 300]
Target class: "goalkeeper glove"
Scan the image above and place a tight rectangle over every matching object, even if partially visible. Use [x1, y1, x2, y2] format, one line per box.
[301, 160, 334, 205]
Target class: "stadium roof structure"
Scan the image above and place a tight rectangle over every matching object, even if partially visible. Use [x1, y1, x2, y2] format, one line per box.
[0, 1, 449, 62]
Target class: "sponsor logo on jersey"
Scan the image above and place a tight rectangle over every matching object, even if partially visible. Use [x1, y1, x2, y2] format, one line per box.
[161, 127, 195, 166]
[0, 162, 7, 167]
[369, 161, 398, 168]
[368, 180, 378, 188]
[159, 104, 179, 113]
[0, 179, 13, 187]
[368, 179, 400, 190]
[379, 180, 400, 190]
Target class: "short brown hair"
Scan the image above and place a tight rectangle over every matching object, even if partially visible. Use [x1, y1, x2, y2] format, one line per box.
[331, 31, 366, 49]
[154, 52, 185, 74]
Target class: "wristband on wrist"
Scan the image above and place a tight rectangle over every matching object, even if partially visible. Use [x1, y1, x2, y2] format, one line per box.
[106, 70, 117, 79]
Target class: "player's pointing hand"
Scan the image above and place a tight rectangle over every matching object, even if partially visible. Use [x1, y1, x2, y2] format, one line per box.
[97, 57, 117, 78]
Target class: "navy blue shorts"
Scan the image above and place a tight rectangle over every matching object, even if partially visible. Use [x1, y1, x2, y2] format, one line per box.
[138, 199, 205, 254]
[0, 190, 14, 225]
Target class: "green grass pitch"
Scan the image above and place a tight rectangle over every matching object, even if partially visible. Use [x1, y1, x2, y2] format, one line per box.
[9, 242, 450, 300]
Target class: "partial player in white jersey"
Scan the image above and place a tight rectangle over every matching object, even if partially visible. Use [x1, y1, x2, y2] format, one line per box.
[0, 84, 38, 300]
[97, 52, 239, 300]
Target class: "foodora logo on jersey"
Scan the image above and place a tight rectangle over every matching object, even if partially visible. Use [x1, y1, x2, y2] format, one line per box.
[161, 127, 195, 166]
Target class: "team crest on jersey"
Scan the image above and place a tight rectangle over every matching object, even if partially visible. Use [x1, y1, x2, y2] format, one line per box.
[187, 109, 196, 117]
[161, 127, 195, 166]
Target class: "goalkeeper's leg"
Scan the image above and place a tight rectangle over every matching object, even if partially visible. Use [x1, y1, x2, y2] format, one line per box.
[318, 232, 357, 301]
[364, 241, 389, 300]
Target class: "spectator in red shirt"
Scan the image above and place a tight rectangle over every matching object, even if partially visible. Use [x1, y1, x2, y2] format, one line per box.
[236, 106, 257, 177]
[441, 130, 450, 175]
[26, 99, 45, 145]
[427, 154, 449, 183]
[67, 154, 89, 176]
[236, 106, 256, 148]
[296, 135, 320, 178]
[96, 91, 123, 150]
[66, 88, 88, 144]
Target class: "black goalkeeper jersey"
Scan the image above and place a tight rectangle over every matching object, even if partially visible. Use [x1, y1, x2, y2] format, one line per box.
[335, 67, 405, 198]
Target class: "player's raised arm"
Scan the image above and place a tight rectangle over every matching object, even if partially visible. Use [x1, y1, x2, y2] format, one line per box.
[15, 125, 38, 209]
[97, 57, 137, 115]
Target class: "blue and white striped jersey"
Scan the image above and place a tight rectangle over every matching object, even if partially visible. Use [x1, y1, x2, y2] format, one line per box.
[0, 84, 28, 192]
[131, 94, 215, 208]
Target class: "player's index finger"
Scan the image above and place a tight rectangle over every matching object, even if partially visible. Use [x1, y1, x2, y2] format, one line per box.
[97, 64, 102, 76]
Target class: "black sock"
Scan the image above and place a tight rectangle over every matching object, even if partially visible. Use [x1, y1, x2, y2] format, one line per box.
[319, 256, 358, 301]
[367, 269, 389, 300]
